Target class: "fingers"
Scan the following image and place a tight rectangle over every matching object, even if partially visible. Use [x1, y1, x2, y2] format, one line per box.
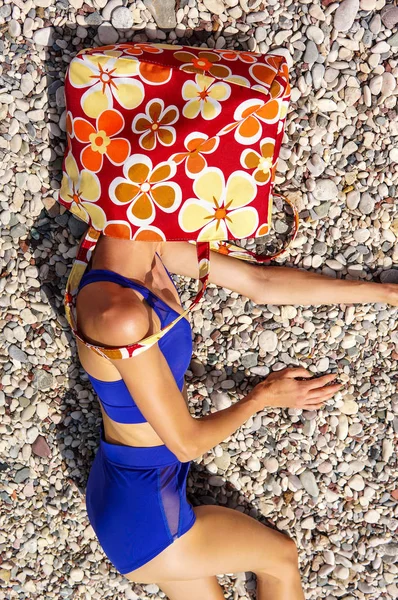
[306, 383, 343, 401]
[304, 373, 339, 390]
[301, 402, 325, 410]
[283, 367, 313, 379]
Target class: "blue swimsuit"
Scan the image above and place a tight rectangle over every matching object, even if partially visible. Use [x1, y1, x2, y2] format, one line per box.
[77, 257, 196, 575]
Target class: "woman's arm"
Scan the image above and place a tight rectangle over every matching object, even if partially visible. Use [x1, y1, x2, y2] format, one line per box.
[159, 241, 392, 306]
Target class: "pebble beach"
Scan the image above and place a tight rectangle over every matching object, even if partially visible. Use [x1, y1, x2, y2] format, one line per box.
[0, 0, 397, 598]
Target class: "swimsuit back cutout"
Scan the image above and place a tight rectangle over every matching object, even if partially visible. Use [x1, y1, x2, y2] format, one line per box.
[76, 259, 193, 424]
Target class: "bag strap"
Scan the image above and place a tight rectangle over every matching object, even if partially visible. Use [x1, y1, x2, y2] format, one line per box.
[64, 193, 299, 360]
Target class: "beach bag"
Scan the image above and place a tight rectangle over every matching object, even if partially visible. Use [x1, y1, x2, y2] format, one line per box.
[59, 43, 299, 359]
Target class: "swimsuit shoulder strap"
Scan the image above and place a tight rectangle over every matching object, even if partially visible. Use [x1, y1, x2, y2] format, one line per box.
[64, 227, 204, 361]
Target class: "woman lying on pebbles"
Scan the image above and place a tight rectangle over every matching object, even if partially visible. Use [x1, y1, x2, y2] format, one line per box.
[73, 234, 397, 600]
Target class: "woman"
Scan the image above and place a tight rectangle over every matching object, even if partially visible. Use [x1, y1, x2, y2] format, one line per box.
[74, 232, 396, 600]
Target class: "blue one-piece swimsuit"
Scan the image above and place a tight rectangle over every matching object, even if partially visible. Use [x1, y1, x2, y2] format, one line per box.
[76, 256, 196, 575]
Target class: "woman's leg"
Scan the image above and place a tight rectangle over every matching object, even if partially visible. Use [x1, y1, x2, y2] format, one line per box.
[125, 505, 304, 600]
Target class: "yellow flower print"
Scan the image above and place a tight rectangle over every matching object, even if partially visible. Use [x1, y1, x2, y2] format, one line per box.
[132, 99, 179, 151]
[68, 53, 145, 119]
[179, 168, 258, 241]
[59, 153, 106, 230]
[109, 154, 182, 227]
[240, 138, 276, 186]
[182, 74, 231, 120]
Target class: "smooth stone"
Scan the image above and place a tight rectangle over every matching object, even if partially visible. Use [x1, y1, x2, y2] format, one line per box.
[382, 439, 394, 462]
[214, 452, 231, 471]
[8, 20, 21, 38]
[147, 0, 177, 27]
[299, 470, 319, 498]
[301, 516, 316, 529]
[98, 23, 119, 44]
[306, 25, 324, 44]
[36, 402, 49, 420]
[211, 392, 232, 410]
[312, 64, 325, 90]
[369, 75, 383, 96]
[387, 32, 398, 47]
[203, 0, 225, 14]
[69, 568, 84, 582]
[21, 404, 36, 421]
[346, 190, 360, 209]
[259, 330, 278, 352]
[360, 0, 376, 8]
[337, 414, 349, 440]
[27, 175, 41, 193]
[340, 400, 359, 415]
[21, 73, 35, 96]
[264, 458, 279, 473]
[102, 0, 123, 20]
[380, 270, 398, 284]
[33, 27, 56, 46]
[111, 7, 134, 29]
[31, 435, 51, 458]
[208, 475, 224, 487]
[334, 0, 359, 33]
[8, 344, 28, 362]
[358, 193, 375, 215]
[371, 41, 391, 54]
[247, 457, 261, 471]
[334, 565, 350, 580]
[15, 467, 31, 484]
[365, 510, 380, 524]
[317, 357, 330, 372]
[349, 474, 365, 491]
[304, 40, 318, 64]
[382, 73, 396, 97]
[345, 86, 361, 106]
[313, 179, 338, 201]
[381, 6, 398, 29]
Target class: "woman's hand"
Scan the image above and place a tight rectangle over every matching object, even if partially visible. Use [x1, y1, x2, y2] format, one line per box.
[251, 367, 343, 411]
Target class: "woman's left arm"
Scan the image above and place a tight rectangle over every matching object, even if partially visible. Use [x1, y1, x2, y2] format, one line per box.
[159, 241, 264, 303]
[160, 241, 392, 306]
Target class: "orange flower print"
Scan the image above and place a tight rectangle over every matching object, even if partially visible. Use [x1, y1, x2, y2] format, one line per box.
[219, 98, 281, 145]
[240, 138, 276, 186]
[182, 74, 231, 120]
[217, 49, 260, 64]
[174, 49, 232, 79]
[103, 220, 132, 240]
[132, 99, 178, 151]
[74, 109, 130, 172]
[117, 43, 164, 57]
[109, 154, 182, 227]
[133, 225, 166, 241]
[171, 132, 219, 178]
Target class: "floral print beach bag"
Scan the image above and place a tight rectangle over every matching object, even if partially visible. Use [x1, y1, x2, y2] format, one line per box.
[59, 43, 299, 359]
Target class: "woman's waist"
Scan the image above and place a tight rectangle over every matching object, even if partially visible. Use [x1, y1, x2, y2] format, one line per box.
[100, 404, 166, 448]
[98, 421, 182, 469]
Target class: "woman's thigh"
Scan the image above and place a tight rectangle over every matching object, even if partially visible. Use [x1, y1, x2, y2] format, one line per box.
[156, 576, 226, 600]
[125, 504, 298, 584]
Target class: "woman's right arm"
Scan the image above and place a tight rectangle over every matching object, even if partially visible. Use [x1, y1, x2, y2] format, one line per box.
[84, 302, 342, 462]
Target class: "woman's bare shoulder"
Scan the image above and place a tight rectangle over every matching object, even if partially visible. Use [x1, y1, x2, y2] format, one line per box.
[76, 285, 151, 348]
